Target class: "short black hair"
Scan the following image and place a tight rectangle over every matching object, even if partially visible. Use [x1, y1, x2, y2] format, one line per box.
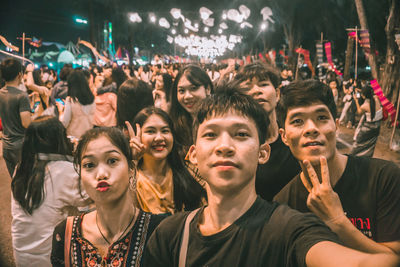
[276, 79, 337, 128]
[193, 83, 270, 144]
[234, 61, 280, 89]
[0, 58, 23, 82]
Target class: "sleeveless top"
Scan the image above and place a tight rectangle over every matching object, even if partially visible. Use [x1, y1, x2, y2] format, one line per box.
[365, 108, 383, 122]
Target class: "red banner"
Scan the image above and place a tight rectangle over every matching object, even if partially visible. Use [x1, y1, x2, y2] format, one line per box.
[295, 48, 315, 76]
[324, 42, 343, 76]
[370, 79, 397, 124]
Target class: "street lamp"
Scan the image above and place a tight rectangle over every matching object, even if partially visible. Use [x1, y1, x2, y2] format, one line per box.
[260, 23, 267, 31]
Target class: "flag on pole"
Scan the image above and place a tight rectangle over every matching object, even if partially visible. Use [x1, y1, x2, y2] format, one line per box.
[115, 46, 122, 59]
[324, 42, 343, 76]
[360, 30, 371, 57]
[28, 37, 42, 48]
[295, 48, 315, 75]
[316, 43, 323, 64]
[370, 79, 397, 124]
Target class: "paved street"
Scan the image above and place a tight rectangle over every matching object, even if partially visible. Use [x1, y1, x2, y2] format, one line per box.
[0, 125, 399, 266]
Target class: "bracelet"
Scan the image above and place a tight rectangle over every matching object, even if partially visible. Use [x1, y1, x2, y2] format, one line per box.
[326, 212, 347, 225]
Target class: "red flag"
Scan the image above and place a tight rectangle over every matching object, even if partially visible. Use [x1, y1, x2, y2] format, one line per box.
[258, 53, 266, 63]
[296, 48, 314, 75]
[324, 42, 343, 76]
[115, 46, 122, 59]
[370, 79, 397, 124]
[246, 55, 251, 64]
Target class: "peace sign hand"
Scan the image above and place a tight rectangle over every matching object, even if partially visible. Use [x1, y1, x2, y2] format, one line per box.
[125, 121, 145, 161]
[300, 156, 346, 226]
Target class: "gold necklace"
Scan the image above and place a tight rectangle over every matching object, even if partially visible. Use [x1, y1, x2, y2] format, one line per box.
[95, 210, 137, 245]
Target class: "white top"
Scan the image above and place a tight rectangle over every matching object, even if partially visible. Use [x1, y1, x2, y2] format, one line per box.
[62, 97, 95, 138]
[365, 108, 383, 122]
[11, 159, 90, 267]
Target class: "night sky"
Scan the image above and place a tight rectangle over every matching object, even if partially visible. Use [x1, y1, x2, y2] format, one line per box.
[1, 0, 266, 45]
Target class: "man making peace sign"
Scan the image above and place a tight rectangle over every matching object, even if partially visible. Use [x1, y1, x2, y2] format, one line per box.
[274, 80, 400, 256]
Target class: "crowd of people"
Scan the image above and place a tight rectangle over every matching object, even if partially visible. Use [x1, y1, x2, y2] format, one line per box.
[0, 56, 399, 266]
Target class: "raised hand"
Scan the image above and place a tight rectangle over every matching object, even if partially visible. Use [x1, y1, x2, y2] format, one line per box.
[125, 121, 145, 160]
[26, 63, 35, 72]
[301, 156, 346, 226]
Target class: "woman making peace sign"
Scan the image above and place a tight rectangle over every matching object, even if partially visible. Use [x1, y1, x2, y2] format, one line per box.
[127, 107, 206, 214]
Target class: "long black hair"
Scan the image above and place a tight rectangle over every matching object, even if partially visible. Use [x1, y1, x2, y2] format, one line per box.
[67, 70, 95, 105]
[169, 65, 213, 152]
[133, 107, 206, 211]
[116, 78, 154, 128]
[11, 116, 73, 214]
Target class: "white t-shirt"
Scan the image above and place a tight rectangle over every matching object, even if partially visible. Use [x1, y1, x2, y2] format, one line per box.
[11, 159, 90, 267]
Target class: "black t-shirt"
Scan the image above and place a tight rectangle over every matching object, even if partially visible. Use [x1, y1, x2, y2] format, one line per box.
[143, 197, 340, 267]
[256, 135, 301, 201]
[274, 156, 400, 242]
[0, 86, 31, 148]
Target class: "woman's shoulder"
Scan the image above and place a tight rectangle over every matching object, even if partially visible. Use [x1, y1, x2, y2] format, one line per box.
[46, 160, 76, 177]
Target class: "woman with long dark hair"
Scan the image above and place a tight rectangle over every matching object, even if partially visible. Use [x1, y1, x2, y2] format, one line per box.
[351, 85, 383, 157]
[62, 69, 96, 139]
[169, 65, 213, 155]
[129, 107, 205, 213]
[11, 116, 90, 267]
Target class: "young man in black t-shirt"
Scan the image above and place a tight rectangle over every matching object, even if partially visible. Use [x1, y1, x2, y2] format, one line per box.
[143, 84, 399, 267]
[234, 62, 300, 201]
[274, 80, 400, 255]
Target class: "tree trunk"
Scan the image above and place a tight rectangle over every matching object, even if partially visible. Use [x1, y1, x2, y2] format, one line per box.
[354, 0, 379, 80]
[344, 36, 354, 81]
[88, 0, 96, 48]
[283, 23, 299, 72]
[381, 0, 400, 103]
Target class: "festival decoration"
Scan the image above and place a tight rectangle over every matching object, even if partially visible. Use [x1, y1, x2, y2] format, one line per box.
[316, 43, 324, 64]
[295, 47, 314, 75]
[238, 5, 251, 20]
[0, 35, 19, 51]
[219, 22, 228, 30]
[199, 7, 213, 20]
[159, 18, 170, 29]
[78, 39, 110, 63]
[260, 7, 274, 23]
[324, 42, 343, 76]
[174, 34, 241, 58]
[122, 5, 274, 58]
[29, 37, 42, 48]
[370, 79, 397, 124]
[170, 8, 183, 20]
[129, 13, 142, 23]
[57, 50, 75, 64]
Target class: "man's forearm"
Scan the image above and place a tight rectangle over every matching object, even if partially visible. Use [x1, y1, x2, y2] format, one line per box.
[328, 215, 398, 254]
